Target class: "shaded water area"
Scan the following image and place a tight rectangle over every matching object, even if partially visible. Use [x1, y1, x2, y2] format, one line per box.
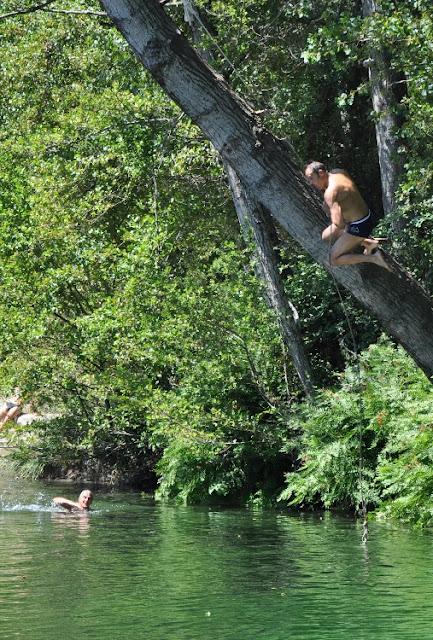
[1, 465, 433, 639]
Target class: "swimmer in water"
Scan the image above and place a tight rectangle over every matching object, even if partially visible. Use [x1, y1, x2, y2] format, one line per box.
[53, 489, 93, 512]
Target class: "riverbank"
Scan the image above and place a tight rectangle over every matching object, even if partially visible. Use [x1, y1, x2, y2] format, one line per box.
[0, 438, 12, 458]
[4, 340, 433, 525]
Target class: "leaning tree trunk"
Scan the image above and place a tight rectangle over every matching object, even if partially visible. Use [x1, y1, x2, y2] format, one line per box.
[226, 165, 315, 397]
[361, 0, 402, 216]
[101, 0, 433, 380]
[181, 0, 314, 397]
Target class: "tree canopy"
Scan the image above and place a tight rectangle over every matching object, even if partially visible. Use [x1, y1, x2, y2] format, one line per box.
[1, 0, 433, 525]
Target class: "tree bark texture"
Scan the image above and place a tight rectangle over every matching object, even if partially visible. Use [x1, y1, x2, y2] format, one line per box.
[225, 165, 315, 397]
[100, 0, 433, 380]
[362, 0, 402, 216]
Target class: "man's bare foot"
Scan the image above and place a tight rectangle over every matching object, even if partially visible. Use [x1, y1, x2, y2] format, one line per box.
[372, 250, 392, 272]
[362, 238, 379, 255]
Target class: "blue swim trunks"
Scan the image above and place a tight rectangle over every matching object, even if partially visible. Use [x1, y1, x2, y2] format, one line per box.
[347, 210, 377, 237]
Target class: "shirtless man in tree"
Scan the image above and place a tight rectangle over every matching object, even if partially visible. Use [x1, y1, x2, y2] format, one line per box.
[304, 161, 391, 270]
[53, 489, 93, 512]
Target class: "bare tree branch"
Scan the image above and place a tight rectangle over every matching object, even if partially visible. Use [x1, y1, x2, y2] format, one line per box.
[43, 8, 106, 16]
[0, 0, 56, 20]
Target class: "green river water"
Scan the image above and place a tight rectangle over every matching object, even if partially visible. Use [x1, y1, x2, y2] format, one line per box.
[1, 466, 433, 639]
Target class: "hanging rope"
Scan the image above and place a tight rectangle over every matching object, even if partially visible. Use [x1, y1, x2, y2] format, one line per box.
[327, 239, 369, 545]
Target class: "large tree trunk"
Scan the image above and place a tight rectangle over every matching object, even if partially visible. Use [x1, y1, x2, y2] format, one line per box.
[101, 0, 433, 380]
[361, 0, 402, 216]
[225, 165, 315, 397]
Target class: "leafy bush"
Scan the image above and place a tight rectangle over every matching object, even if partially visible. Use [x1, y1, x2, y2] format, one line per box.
[279, 337, 433, 525]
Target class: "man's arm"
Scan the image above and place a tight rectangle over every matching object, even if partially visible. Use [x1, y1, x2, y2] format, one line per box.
[323, 187, 345, 241]
[325, 186, 345, 227]
[53, 497, 78, 511]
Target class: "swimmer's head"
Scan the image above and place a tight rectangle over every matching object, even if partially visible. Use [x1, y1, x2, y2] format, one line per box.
[78, 489, 93, 510]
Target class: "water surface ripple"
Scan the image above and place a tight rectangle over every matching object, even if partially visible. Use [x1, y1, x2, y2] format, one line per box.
[1, 470, 432, 639]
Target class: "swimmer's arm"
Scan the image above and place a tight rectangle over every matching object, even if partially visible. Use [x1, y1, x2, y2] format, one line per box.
[53, 497, 78, 511]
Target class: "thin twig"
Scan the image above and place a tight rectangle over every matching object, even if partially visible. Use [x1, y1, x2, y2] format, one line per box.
[42, 8, 106, 16]
[0, 0, 56, 20]
[221, 325, 277, 409]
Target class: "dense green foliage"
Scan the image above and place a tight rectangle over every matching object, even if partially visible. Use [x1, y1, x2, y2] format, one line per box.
[280, 338, 433, 526]
[1, 1, 433, 525]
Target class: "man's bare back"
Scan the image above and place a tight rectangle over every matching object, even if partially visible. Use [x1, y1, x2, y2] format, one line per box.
[325, 170, 368, 224]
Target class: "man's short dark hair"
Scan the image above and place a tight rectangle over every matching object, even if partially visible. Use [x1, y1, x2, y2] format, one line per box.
[304, 161, 327, 175]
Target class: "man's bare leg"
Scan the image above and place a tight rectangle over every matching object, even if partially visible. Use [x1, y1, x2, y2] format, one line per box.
[6, 406, 21, 422]
[361, 237, 379, 255]
[362, 237, 391, 255]
[330, 232, 392, 271]
[322, 224, 344, 243]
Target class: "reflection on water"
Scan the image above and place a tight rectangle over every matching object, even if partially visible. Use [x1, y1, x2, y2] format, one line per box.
[51, 511, 92, 535]
[1, 464, 433, 639]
